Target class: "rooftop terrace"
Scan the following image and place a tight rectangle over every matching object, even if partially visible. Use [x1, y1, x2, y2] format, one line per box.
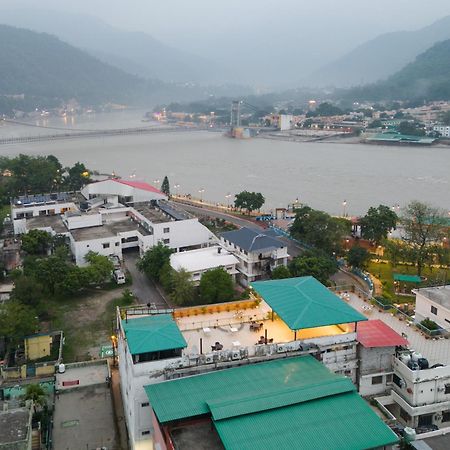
[26, 214, 68, 234]
[415, 285, 450, 309]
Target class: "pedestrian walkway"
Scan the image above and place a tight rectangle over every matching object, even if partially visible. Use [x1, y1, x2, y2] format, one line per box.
[111, 366, 129, 450]
[347, 294, 450, 366]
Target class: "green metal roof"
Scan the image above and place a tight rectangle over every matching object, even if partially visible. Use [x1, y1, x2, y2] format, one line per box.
[214, 391, 398, 450]
[145, 356, 347, 423]
[145, 355, 398, 450]
[122, 314, 187, 355]
[251, 276, 367, 330]
[393, 273, 423, 283]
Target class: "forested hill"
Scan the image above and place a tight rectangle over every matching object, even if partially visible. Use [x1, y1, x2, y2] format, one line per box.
[345, 39, 450, 102]
[0, 24, 151, 107]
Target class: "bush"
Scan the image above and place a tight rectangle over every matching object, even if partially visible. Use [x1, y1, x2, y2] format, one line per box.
[420, 318, 439, 331]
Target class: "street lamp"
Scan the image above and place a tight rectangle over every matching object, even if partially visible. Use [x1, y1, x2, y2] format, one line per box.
[225, 192, 232, 208]
[342, 200, 347, 217]
[199, 188, 205, 202]
[153, 179, 160, 186]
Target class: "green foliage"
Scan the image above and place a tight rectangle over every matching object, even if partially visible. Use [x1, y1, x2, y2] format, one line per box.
[66, 162, 91, 190]
[11, 275, 44, 309]
[290, 205, 350, 255]
[360, 205, 398, 244]
[307, 102, 343, 117]
[199, 267, 234, 304]
[397, 121, 425, 136]
[84, 252, 114, 284]
[347, 246, 370, 270]
[400, 201, 447, 275]
[137, 243, 173, 282]
[21, 230, 52, 255]
[271, 265, 291, 279]
[161, 176, 170, 196]
[288, 251, 338, 285]
[0, 301, 38, 345]
[421, 318, 439, 331]
[23, 384, 47, 408]
[170, 269, 195, 306]
[234, 191, 265, 214]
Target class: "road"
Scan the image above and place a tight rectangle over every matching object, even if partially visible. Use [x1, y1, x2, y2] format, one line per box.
[123, 252, 169, 308]
[173, 201, 302, 258]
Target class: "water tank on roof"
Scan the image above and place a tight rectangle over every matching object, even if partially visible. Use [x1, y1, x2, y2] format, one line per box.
[58, 363, 65, 373]
[417, 358, 429, 370]
[399, 353, 411, 365]
[411, 352, 422, 362]
[403, 427, 416, 443]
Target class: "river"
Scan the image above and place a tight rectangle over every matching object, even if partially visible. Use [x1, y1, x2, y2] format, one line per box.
[0, 110, 449, 216]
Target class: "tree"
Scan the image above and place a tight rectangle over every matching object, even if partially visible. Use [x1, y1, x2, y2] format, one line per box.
[84, 252, 114, 284]
[271, 265, 291, 279]
[21, 230, 52, 255]
[234, 191, 265, 214]
[11, 275, 44, 309]
[170, 269, 195, 306]
[199, 268, 234, 304]
[290, 205, 350, 255]
[289, 251, 338, 285]
[23, 384, 46, 409]
[400, 201, 447, 276]
[347, 246, 370, 270]
[161, 176, 170, 196]
[398, 121, 425, 136]
[360, 205, 398, 244]
[137, 243, 173, 282]
[383, 239, 405, 267]
[0, 301, 38, 346]
[368, 119, 383, 128]
[32, 256, 69, 295]
[65, 162, 91, 190]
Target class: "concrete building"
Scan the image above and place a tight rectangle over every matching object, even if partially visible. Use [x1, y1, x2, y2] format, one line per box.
[433, 125, 450, 137]
[220, 227, 288, 286]
[13, 183, 214, 266]
[357, 320, 409, 397]
[146, 356, 398, 450]
[379, 348, 450, 430]
[0, 403, 33, 450]
[414, 285, 450, 332]
[116, 276, 368, 449]
[170, 246, 239, 284]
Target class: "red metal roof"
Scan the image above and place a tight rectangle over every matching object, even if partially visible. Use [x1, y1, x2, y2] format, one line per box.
[113, 179, 164, 195]
[357, 320, 408, 348]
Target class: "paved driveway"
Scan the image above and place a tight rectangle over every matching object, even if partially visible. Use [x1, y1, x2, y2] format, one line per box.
[123, 251, 169, 308]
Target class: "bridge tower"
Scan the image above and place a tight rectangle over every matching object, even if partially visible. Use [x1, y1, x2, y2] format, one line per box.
[230, 100, 241, 128]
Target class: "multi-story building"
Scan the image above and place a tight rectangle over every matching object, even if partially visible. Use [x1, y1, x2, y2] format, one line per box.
[12, 179, 214, 266]
[170, 246, 239, 284]
[116, 276, 367, 449]
[433, 125, 450, 137]
[356, 319, 408, 396]
[219, 227, 289, 286]
[413, 285, 450, 333]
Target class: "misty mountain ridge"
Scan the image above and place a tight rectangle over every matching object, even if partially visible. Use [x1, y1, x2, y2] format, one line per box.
[0, 9, 232, 85]
[345, 39, 450, 101]
[309, 15, 450, 88]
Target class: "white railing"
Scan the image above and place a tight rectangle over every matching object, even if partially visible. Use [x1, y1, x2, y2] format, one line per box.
[177, 313, 267, 331]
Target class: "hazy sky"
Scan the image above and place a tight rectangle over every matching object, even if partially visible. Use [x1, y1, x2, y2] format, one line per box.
[3, 0, 450, 51]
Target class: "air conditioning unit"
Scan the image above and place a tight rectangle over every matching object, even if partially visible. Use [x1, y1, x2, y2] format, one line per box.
[286, 343, 296, 352]
[231, 350, 240, 360]
[277, 344, 286, 353]
[219, 351, 229, 362]
[204, 353, 214, 364]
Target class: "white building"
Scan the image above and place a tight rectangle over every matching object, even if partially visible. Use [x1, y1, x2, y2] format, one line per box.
[357, 319, 408, 397]
[433, 125, 450, 137]
[170, 246, 239, 284]
[81, 178, 167, 204]
[220, 227, 289, 286]
[116, 277, 367, 449]
[414, 285, 450, 332]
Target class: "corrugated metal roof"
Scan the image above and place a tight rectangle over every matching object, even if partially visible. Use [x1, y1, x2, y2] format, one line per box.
[113, 178, 164, 195]
[251, 276, 367, 330]
[220, 227, 284, 252]
[357, 319, 409, 348]
[214, 391, 399, 450]
[145, 356, 342, 423]
[122, 314, 187, 355]
[393, 273, 422, 283]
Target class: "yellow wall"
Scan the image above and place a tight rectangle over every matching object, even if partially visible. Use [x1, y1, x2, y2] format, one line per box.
[36, 365, 54, 376]
[25, 335, 52, 361]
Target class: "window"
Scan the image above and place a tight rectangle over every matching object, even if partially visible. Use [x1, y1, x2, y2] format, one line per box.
[141, 402, 149, 408]
[445, 384, 450, 394]
[443, 411, 450, 423]
[163, 227, 170, 233]
[102, 243, 110, 249]
[386, 374, 393, 383]
[163, 239, 170, 244]
[372, 375, 383, 385]
[141, 430, 150, 436]
[115, 242, 120, 247]
[431, 305, 438, 315]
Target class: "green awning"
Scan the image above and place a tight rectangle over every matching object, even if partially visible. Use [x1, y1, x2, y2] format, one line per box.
[393, 273, 422, 283]
[122, 314, 186, 355]
[251, 276, 367, 330]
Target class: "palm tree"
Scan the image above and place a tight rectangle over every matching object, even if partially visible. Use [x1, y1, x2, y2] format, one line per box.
[23, 384, 46, 409]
